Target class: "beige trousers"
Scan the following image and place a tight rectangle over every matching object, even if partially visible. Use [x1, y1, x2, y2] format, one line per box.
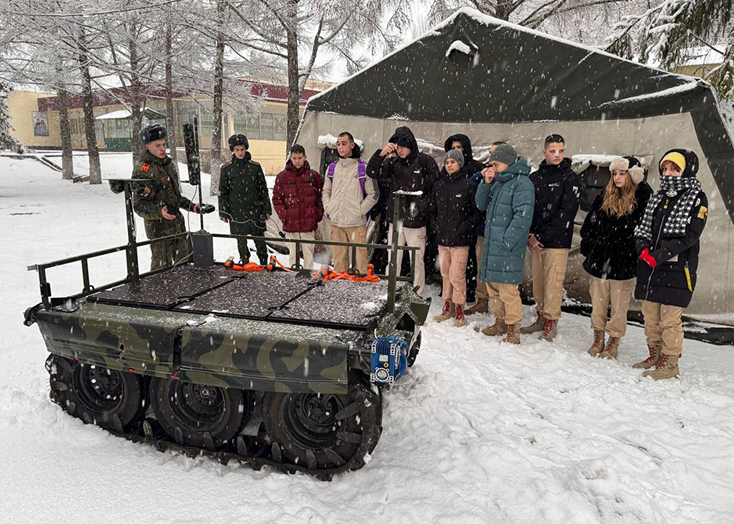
[388, 224, 426, 296]
[641, 300, 684, 357]
[486, 282, 523, 325]
[474, 236, 488, 300]
[589, 276, 636, 337]
[330, 225, 368, 273]
[530, 248, 570, 321]
[438, 246, 470, 305]
[285, 231, 315, 270]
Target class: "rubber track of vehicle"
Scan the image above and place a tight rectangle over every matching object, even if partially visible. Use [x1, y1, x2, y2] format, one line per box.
[48, 371, 382, 481]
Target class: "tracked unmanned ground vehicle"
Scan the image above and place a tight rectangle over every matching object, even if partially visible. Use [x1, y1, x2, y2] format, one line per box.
[24, 128, 429, 479]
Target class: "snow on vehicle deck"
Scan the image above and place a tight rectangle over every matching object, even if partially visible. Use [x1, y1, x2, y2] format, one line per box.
[2, 155, 734, 523]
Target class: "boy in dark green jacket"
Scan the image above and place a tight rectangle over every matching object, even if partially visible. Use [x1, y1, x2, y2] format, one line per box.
[219, 134, 272, 264]
[475, 144, 535, 344]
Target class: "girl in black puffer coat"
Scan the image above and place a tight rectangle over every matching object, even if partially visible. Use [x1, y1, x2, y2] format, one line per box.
[429, 150, 482, 328]
[580, 156, 652, 360]
[631, 149, 707, 381]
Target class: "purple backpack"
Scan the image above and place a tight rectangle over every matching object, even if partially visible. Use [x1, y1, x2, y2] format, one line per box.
[327, 161, 368, 196]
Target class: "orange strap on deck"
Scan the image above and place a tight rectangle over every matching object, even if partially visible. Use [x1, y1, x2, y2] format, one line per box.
[225, 255, 380, 283]
[270, 256, 297, 273]
[314, 264, 380, 283]
[223, 256, 274, 272]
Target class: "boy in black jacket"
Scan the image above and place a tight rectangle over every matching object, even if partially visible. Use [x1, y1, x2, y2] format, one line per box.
[367, 126, 440, 296]
[633, 149, 707, 380]
[521, 134, 580, 341]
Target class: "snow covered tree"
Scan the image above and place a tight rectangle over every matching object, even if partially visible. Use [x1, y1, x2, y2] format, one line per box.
[77, 24, 103, 184]
[0, 1, 78, 175]
[56, 71, 75, 181]
[424, 0, 633, 27]
[101, 15, 151, 165]
[0, 81, 24, 153]
[605, 0, 734, 98]
[164, 18, 178, 165]
[225, 0, 394, 148]
[209, 0, 227, 192]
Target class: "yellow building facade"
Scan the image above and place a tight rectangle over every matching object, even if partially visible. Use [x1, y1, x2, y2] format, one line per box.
[6, 90, 59, 149]
[7, 82, 326, 175]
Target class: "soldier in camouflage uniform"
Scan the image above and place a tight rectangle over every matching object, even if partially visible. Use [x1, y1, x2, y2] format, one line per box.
[219, 134, 271, 264]
[132, 124, 199, 271]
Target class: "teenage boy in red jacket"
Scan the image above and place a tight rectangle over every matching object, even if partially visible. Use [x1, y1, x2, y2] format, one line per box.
[272, 144, 323, 270]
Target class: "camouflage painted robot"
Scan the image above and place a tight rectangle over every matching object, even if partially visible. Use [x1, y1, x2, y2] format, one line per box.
[25, 160, 429, 478]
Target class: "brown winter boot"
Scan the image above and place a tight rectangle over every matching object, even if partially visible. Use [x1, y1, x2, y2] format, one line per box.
[433, 300, 455, 323]
[520, 311, 546, 334]
[632, 344, 662, 369]
[502, 323, 521, 344]
[454, 305, 466, 327]
[587, 330, 606, 357]
[538, 319, 558, 342]
[464, 298, 489, 316]
[599, 337, 620, 359]
[478, 319, 508, 336]
[643, 354, 680, 380]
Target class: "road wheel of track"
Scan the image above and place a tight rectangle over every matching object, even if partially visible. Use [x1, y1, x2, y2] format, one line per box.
[261, 384, 382, 471]
[407, 332, 421, 367]
[47, 355, 146, 432]
[149, 378, 253, 449]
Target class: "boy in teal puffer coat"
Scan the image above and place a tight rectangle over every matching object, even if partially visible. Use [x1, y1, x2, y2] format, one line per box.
[475, 144, 535, 344]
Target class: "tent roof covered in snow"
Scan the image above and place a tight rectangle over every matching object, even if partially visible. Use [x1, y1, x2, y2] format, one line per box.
[297, 7, 734, 318]
[309, 11, 701, 123]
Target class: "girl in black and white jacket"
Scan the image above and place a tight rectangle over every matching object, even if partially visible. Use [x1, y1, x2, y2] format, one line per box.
[632, 149, 708, 380]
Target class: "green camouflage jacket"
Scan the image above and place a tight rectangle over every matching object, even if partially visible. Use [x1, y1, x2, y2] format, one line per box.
[132, 150, 194, 221]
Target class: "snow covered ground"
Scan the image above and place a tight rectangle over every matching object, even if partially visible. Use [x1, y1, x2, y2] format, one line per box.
[1, 154, 734, 524]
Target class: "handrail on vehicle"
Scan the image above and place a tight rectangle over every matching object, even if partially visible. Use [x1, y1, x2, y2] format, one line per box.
[28, 184, 419, 313]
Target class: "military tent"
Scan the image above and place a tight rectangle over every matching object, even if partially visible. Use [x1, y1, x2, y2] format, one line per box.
[296, 7, 734, 321]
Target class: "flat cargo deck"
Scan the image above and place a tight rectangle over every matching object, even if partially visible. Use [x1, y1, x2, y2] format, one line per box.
[88, 265, 389, 330]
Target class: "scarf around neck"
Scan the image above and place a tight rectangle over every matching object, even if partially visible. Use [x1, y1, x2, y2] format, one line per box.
[635, 176, 702, 241]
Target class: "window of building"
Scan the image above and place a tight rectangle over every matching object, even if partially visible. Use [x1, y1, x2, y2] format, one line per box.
[260, 113, 274, 140]
[200, 112, 214, 137]
[107, 118, 132, 139]
[245, 115, 260, 139]
[274, 114, 286, 140]
[177, 103, 200, 132]
[234, 113, 260, 140]
[73, 117, 83, 138]
[232, 111, 286, 141]
[233, 114, 246, 135]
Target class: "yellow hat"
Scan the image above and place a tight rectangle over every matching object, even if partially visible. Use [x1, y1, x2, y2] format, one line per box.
[660, 152, 686, 173]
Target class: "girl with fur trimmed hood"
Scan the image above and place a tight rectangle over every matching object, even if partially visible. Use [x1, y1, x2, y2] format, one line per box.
[580, 156, 652, 359]
[632, 149, 708, 380]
